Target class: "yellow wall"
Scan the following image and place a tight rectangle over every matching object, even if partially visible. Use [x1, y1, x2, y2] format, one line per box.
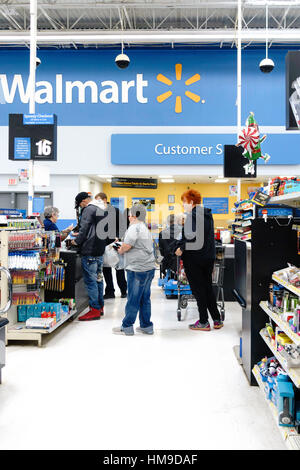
[102, 181, 251, 228]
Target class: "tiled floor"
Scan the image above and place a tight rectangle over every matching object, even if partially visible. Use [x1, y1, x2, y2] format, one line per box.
[0, 278, 286, 450]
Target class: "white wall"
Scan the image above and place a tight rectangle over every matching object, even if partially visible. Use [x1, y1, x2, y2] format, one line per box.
[1, 125, 300, 178]
[0, 173, 79, 219]
[79, 175, 103, 196]
[1, 124, 299, 217]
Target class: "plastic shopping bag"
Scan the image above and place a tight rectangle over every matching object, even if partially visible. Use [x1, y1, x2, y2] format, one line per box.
[103, 244, 119, 268]
[116, 253, 125, 270]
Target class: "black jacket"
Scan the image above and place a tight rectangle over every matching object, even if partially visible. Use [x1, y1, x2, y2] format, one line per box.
[75, 202, 108, 256]
[177, 206, 216, 261]
[159, 223, 182, 272]
[104, 203, 127, 246]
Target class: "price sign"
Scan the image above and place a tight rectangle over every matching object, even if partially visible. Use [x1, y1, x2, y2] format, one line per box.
[251, 190, 271, 206]
[9, 114, 57, 161]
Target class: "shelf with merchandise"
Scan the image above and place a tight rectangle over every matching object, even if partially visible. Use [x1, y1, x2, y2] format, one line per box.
[0, 227, 74, 346]
[272, 274, 300, 298]
[259, 328, 300, 388]
[260, 301, 300, 347]
[252, 364, 300, 450]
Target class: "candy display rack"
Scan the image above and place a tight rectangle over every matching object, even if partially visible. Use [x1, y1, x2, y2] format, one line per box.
[0, 228, 77, 347]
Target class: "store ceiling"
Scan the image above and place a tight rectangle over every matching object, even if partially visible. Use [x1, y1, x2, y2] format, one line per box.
[0, 0, 300, 48]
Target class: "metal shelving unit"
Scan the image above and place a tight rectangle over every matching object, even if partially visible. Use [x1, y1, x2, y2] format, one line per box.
[272, 274, 300, 298]
[7, 309, 77, 347]
[270, 192, 300, 208]
[0, 229, 80, 347]
[259, 329, 300, 388]
[260, 301, 300, 347]
[252, 365, 300, 450]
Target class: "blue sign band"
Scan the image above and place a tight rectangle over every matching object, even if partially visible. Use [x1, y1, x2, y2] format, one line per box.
[111, 133, 300, 165]
[23, 114, 54, 125]
[14, 137, 31, 160]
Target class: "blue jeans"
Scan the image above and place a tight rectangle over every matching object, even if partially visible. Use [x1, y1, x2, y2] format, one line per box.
[122, 269, 155, 332]
[81, 255, 104, 310]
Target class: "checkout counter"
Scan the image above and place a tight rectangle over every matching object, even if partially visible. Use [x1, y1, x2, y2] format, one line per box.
[223, 243, 235, 301]
[212, 243, 235, 301]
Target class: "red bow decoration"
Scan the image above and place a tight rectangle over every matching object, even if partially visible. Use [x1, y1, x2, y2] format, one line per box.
[237, 126, 260, 153]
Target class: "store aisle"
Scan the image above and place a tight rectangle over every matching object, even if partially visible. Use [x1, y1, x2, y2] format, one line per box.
[0, 279, 285, 450]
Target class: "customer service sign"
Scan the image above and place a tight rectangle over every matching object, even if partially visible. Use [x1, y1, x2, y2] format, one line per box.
[111, 133, 300, 165]
[0, 49, 287, 126]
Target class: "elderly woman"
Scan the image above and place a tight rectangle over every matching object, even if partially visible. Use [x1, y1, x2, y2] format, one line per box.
[175, 189, 223, 332]
[43, 206, 73, 240]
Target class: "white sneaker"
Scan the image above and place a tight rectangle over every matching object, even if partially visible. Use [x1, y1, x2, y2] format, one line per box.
[112, 326, 134, 336]
[136, 326, 154, 335]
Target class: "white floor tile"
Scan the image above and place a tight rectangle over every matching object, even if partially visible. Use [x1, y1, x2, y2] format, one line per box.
[0, 277, 286, 450]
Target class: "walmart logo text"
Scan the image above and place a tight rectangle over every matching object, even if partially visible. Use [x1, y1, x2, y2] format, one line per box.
[0, 74, 148, 104]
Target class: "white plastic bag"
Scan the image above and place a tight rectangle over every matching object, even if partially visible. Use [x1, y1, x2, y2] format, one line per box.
[103, 244, 119, 268]
[116, 253, 125, 270]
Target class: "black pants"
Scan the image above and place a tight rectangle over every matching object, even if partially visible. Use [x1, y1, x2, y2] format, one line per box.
[183, 257, 221, 324]
[103, 267, 127, 295]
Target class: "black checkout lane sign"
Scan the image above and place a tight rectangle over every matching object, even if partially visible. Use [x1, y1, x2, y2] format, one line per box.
[9, 113, 57, 161]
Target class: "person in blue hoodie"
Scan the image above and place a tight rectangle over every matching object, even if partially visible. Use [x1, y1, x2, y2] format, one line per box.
[175, 189, 224, 332]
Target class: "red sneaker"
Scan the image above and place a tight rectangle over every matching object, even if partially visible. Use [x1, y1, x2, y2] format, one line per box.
[78, 307, 101, 321]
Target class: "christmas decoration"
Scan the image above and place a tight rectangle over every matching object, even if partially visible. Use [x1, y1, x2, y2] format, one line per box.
[236, 112, 270, 175]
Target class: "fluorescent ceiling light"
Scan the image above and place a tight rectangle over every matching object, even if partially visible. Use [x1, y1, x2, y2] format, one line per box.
[159, 175, 173, 178]
[106, 178, 112, 182]
[98, 175, 113, 178]
[215, 178, 229, 183]
[161, 179, 175, 183]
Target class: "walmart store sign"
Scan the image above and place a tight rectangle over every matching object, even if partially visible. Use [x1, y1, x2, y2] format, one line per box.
[0, 49, 288, 126]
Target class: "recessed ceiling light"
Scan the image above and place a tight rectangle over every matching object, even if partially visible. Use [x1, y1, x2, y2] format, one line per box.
[215, 178, 229, 183]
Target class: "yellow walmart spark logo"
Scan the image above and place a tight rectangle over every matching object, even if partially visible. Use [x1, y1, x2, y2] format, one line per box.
[156, 63, 204, 114]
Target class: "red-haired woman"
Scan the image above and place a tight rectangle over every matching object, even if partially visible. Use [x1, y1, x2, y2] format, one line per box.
[175, 189, 223, 331]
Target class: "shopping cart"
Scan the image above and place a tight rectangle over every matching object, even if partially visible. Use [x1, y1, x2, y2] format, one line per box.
[176, 243, 226, 322]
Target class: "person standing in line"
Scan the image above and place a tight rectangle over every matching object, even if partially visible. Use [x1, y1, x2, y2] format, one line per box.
[95, 192, 127, 299]
[72, 193, 107, 321]
[159, 214, 182, 278]
[175, 189, 223, 332]
[72, 192, 92, 235]
[43, 206, 73, 240]
[112, 204, 156, 336]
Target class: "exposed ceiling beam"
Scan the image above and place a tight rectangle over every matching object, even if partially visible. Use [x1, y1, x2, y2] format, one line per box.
[0, 28, 299, 44]
[1, 1, 300, 11]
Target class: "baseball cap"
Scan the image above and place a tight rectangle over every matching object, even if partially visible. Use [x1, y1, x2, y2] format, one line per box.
[75, 192, 91, 208]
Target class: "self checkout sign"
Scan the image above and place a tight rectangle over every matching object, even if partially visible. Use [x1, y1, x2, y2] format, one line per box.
[9, 114, 57, 161]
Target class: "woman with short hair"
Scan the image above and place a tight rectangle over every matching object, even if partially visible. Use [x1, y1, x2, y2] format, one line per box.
[43, 206, 73, 240]
[175, 189, 223, 332]
[112, 204, 156, 336]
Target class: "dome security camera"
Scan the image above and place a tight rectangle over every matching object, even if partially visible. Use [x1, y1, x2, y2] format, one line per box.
[259, 57, 274, 73]
[36, 57, 41, 68]
[115, 53, 130, 69]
